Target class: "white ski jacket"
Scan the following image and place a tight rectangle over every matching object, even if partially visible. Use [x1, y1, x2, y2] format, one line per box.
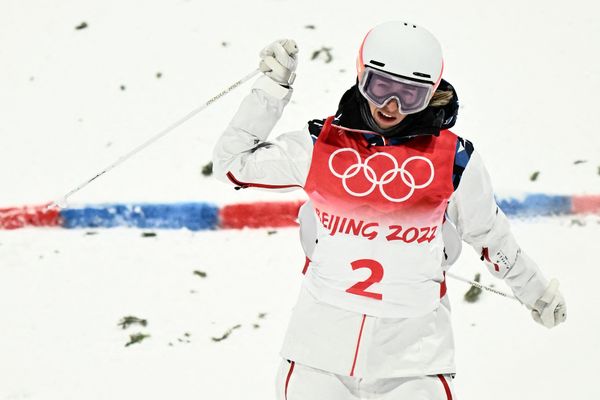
[212, 76, 549, 378]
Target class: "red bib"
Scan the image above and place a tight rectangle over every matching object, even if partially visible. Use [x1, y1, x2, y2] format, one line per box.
[301, 117, 459, 318]
[305, 117, 456, 225]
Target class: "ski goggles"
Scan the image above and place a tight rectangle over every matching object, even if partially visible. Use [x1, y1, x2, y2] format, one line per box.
[358, 67, 434, 114]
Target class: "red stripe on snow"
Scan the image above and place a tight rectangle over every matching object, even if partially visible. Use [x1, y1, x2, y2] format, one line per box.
[220, 201, 303, 229]
[437, 374, 453, 400]
[349, 314, 367, 377]
[572, 195, 600, 214]
[226, 171, 302, 190]
[0, 204, 61, 229]
[284, 361, 295, 400]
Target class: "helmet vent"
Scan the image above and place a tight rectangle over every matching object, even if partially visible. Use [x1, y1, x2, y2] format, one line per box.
[369, 60, 385, 67]
[413, 72, 431, 78]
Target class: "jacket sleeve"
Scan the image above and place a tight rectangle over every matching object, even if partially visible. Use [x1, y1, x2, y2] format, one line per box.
[446, 150, 549, 308]
[212, 75, 313, 192]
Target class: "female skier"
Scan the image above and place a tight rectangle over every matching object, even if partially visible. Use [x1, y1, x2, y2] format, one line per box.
[212, 21, 566, 400]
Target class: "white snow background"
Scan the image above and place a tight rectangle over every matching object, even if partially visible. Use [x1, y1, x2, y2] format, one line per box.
[1, 0, 599, 399]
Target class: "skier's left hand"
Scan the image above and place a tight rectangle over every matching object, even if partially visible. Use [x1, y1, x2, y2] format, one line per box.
[531, 279, 566, 329]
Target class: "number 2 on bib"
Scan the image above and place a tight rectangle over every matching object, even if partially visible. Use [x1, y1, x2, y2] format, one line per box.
[345, 259, 384, 300]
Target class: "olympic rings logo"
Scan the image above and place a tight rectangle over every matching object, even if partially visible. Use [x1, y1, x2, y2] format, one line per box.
[328, 148, 435, 203]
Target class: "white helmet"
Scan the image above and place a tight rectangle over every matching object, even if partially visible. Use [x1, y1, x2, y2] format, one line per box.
[357, 21, 444, 93]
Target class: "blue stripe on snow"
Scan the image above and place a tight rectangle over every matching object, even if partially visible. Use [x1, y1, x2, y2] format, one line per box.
[60, 203, 219, 231]
[51, 194, 580, 232]
[497, 194, 572, 217]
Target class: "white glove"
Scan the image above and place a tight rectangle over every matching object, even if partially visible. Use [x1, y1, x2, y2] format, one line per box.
[531, 279, 567, 329]
[259, 39, 298, 87]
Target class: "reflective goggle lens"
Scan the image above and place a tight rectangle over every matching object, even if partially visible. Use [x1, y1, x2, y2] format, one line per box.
[359, 68, 433, 114]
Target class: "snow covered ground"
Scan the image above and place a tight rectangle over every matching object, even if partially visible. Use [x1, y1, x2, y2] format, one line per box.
[1, 0, 599, 207]
[1, 0, 599, 399]
[1, 217, 600, 399]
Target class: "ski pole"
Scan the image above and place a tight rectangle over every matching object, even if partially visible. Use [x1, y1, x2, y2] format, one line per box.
[446, 272, 518, 301]
[48, 68, 261, 209]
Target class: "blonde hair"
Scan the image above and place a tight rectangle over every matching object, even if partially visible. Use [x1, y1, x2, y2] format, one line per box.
[429, 90, 454, 107]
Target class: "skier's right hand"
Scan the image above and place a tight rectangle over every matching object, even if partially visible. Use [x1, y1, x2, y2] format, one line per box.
[259, 39, 299, 87]
[531, 279, 567, 329]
